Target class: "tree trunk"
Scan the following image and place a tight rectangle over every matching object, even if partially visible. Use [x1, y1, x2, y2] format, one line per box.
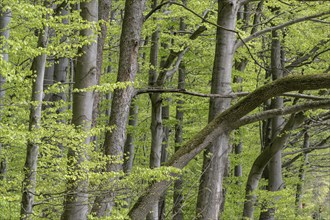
[123, 101, 138, 174]
[158, 101, 170, 220]
[243, 112, 305, 219]
[91, 0, 146, 216]
[91, 0, 111, 130]
[172, 62, 185, 220]
[20, 24, 48, 220]
[0, 6, 11, 181]
[61, 1, 98, 219]
[196, 1, 239, 219]
[259, 30, 284, 220]
[295, 132, 309, 215]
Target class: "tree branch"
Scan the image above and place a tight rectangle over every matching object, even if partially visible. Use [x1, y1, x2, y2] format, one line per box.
[135, 88, 329, 100]
[129, 73, 330, 219]
[236, 100, 330, 128]
[234, 10, 330, 50]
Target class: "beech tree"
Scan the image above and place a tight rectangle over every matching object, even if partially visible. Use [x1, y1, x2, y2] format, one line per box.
[0, 0, 329, 219]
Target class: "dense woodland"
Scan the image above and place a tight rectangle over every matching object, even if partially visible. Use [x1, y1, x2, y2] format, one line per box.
[0, 0, 330, 219]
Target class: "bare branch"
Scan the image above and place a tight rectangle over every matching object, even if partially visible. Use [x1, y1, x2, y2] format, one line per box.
[135, 88, 329, 100]
[236, 100, 330, 128]
[234, 10, 330, 50]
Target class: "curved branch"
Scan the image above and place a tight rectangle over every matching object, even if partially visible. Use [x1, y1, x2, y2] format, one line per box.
[128, 73, 330, 220]
[144, 1, 237, 34]
[234, 10, 330, 50]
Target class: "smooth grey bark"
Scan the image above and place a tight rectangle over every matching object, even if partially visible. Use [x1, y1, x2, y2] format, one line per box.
[295, 132, 309, 215]
[61, 1, 98, 219]
[259, 30, 284, 220]
[172, 53, 186, 220]
[91, 0, 146, 216]
[53, 8, 69, 107]
[196, 1, 239, 219]
[43, 61, 54, 103]
[158, 101, 170, 220]
[20, 25, 49, 220]
[0, 6, 11, 180]
[149, 23, 162, 170]
[129, 74, 330, 220]
[123, 102, 138, 174]
[242, 112, 305, 219]
[91, 0, 111, 129]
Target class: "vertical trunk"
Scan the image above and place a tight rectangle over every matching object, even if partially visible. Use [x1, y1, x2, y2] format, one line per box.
[158, 101, 170, 220]
[20, 24, 48, 220]
[53, 8, 69, 107]
[91, 0, 111, 129]
[196, 1, 239, 219]
[123, 101, 138, 174]
[0, 7, 11, 180]
[259, 30, 284, 220]
[295, 132, 309, 215]
[147, 1, 162, 218]
[172, 62, 185, 220]
[91, 0, 146, 216]
[43, 61, 54, 102]
[61, 1, 98, 219]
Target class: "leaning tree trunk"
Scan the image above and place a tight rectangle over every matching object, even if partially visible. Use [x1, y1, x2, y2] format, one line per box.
[196, 1, 239, 219]
[20, 23, 48, 220]
[61, 1, 98, 219]
[242, 112, 305, 219]
[91, 0, 146, 216]
[0, 6, 11, 180]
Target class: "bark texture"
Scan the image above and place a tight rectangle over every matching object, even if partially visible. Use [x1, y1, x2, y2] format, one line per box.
[196, 1, 239, 219]
[259, 30, 284, 220]
[21, 24, 48, 220]
[61, 1, 97, 219]
[91, 0, 146, 216]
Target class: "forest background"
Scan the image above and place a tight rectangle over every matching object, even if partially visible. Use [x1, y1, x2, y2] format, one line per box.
[0, 0, 330, 219]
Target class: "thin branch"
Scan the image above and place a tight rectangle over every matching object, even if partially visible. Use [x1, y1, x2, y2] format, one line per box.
[237, 100, 330, 128]
[144, 1, 237, 34]
[135, 88, 329, 100]
[135, 88, 249, 98]
[283, 136, 330, 156]
[235, 10, 330, 50]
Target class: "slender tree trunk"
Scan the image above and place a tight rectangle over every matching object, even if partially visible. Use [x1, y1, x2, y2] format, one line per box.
[91, 0, 111, 130]
[196, 1, 239, 219]
[20, 24, 49, 220]
[91, 0, 146, 216]
[158, 101, 170, 220]
[259, 30, 284, 220]
[53, 8, 69, 108]
[147, 1, 163, 218]
[172, 62, 185, 220]
[295, 132, 309, 215]
[61, 1, 98, 219]
[123, 101, 138, 174]
[0, 6, 11, 180]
